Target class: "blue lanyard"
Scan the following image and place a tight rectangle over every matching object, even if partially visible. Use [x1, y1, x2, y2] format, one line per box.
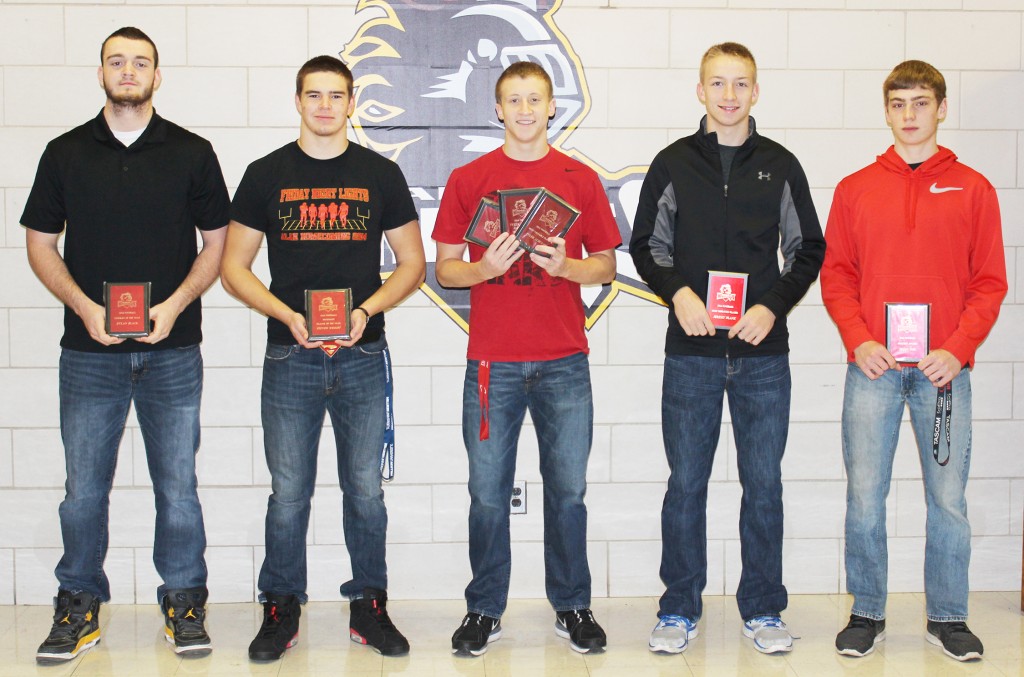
[380, 347, 396, 482]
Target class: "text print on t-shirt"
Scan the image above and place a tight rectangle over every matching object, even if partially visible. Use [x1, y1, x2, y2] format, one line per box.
[278, 187, 370, 241]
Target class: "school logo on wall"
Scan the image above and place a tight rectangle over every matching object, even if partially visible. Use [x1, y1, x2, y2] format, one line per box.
[342, 0, 660, 331]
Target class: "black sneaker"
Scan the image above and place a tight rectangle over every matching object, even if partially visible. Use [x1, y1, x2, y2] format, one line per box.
[349, 587, 409, 656]
[451, 612, 502, 657]
[835, 614, 885, 657]
[555, 608, 606, 654]
[36, 590, 101, 664]
[926, 620, 984, 661]
[248, 594, 301, 661]
[161, 587, 212, 657]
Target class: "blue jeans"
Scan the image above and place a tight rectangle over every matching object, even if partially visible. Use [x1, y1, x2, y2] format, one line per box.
[843, 364, 973, 622]
[258, 337, 389, 602]
[659, 354, 790, 622]
[56, 347, 207, 602]
[462, 353, 594, 618]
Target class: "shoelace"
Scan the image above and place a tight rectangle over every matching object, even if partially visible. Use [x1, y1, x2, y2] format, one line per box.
[657, 614, 691, 629]
[565, 609, 597, 628]
[49, 614, 87, 638]
[369, 599, 400, 633]
[255, 604, 285, 638]
[942, 621, 971, 635]
[750, 615, 784, 629]
[847, 616, 876, 631]
[173, 607, 206, 633]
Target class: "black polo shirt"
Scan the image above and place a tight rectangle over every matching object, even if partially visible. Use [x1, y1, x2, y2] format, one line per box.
[21, 110, 230, 352]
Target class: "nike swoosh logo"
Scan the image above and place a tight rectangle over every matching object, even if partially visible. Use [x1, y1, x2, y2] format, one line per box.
[930, 183, 963, 194]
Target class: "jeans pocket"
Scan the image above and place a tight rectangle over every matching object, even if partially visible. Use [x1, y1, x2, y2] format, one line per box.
[265, 343, 298, 361]
[356, 336, 388, 356]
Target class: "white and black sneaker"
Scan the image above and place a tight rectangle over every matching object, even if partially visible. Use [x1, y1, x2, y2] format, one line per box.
[555, 608, 606, 654]
[451, 612, 501, 657]
[836, 614, 885, 657]
[926, 620, 983, 661]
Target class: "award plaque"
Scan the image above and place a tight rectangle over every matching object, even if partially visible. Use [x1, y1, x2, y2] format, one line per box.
[706, 271, 748, 329]
[514, 189, 581, 256]
[464, 197, 502, 247]
[104, 282, 151, 338]
[498, 188, 543, 236]
[305, 288, 352, 341]
[886, 302, 930, 362]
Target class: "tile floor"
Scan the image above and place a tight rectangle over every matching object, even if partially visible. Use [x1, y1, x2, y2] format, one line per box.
[0, 592, 1020, 676]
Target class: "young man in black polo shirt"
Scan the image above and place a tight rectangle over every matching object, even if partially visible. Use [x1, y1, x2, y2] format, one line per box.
[21, 27, 229, 663]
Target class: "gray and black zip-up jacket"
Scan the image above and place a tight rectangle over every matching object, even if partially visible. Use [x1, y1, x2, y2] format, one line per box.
[630, 116, 825, 358]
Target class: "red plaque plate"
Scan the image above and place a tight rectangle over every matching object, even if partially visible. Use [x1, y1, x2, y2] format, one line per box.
[498, 188, 543, 236]
[706, 271, 748, 329]
[104, 282, 151, 337]
[305, 288, 352, 341]
[464, 197, 503, 247]
[515, 189, 581, 256]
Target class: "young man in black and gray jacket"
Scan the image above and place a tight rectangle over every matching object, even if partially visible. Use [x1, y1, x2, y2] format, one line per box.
[629, 42, 824, 657]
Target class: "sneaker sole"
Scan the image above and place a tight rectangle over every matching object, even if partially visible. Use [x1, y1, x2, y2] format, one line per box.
[554, 623, 606, 654]
[349, 629, 410, 657]
[742, 626, 793, 654]
[248, 635, 298, 661]
[164, 631, 212, 657]
[36, 633, 100, 664]
[451, 627, 502, 657]
[836, 629, 885, 657]
[649, 626, 698, 654]
[925, 631, 982, 661]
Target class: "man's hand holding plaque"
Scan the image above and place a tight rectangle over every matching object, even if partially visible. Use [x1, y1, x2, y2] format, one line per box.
[305, 288, 352, 342]
[104, 282, 151, 338]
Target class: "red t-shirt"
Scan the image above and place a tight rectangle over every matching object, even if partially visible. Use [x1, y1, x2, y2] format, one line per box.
[433, 148, 621, 361]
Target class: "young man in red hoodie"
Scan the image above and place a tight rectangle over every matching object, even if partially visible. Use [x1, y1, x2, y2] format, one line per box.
[821, 60, 1006, 662]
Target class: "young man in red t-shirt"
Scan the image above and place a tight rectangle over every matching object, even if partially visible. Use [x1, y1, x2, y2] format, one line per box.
[432, 61, 620, 657]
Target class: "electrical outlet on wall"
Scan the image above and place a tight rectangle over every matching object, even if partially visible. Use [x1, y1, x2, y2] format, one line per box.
[510, 480, 527, 515]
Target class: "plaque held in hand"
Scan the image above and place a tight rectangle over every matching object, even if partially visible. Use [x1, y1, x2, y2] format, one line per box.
[305, 289, 352, 341]
[104, 282, 151, 338]
[886, 302, 930, 363]
[706, 271, 748, 329]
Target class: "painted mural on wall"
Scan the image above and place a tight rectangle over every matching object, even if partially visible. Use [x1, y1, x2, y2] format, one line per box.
[341, 0, 660, 331]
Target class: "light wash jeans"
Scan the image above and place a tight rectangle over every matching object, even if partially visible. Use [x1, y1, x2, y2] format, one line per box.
[258, 336, 389, 602]
[842, 364, 973, 621]
[461, 353, 594, 618]
[56, 346, 207, 602]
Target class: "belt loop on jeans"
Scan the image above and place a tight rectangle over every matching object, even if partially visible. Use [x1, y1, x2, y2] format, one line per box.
[380, 347, 396, 482]
[478, 360, 490, 441]
[932, 382, 952, 467]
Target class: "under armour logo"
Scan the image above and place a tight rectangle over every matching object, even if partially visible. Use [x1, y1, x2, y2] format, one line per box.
[758, 172, 771, 181]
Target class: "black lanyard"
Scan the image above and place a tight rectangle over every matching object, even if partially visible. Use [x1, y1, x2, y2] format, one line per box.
[932, 383, 952, 466]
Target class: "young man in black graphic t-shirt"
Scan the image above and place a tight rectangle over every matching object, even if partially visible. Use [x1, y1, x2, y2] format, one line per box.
[221, 55, 425, 661]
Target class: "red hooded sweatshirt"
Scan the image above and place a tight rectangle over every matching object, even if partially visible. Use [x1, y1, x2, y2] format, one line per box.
[822, 146, 1006, 367]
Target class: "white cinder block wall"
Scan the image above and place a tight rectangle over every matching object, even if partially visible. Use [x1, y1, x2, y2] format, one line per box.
[0, 1, 1022, 605]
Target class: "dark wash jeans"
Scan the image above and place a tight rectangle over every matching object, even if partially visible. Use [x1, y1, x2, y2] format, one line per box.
[659, 353, 790, 622]
[461, 352, 594, 618]
[258, 337, 389, 602]
[56, 346, 207, 602]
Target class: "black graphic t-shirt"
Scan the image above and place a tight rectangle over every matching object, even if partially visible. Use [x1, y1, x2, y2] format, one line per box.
[230, 141, 417, 345]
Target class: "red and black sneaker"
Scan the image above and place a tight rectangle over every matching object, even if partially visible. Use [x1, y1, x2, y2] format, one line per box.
[248, 594, 300, 661]
[349, 587, 409, 656]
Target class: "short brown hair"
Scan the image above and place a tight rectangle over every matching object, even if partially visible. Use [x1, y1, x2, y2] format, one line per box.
[296, 55, 353, 97]
[883, 60, 946, 105]
[494, 61, 553, 103]
[699, 42, 756, 83]
[101, 27, 159, 68]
